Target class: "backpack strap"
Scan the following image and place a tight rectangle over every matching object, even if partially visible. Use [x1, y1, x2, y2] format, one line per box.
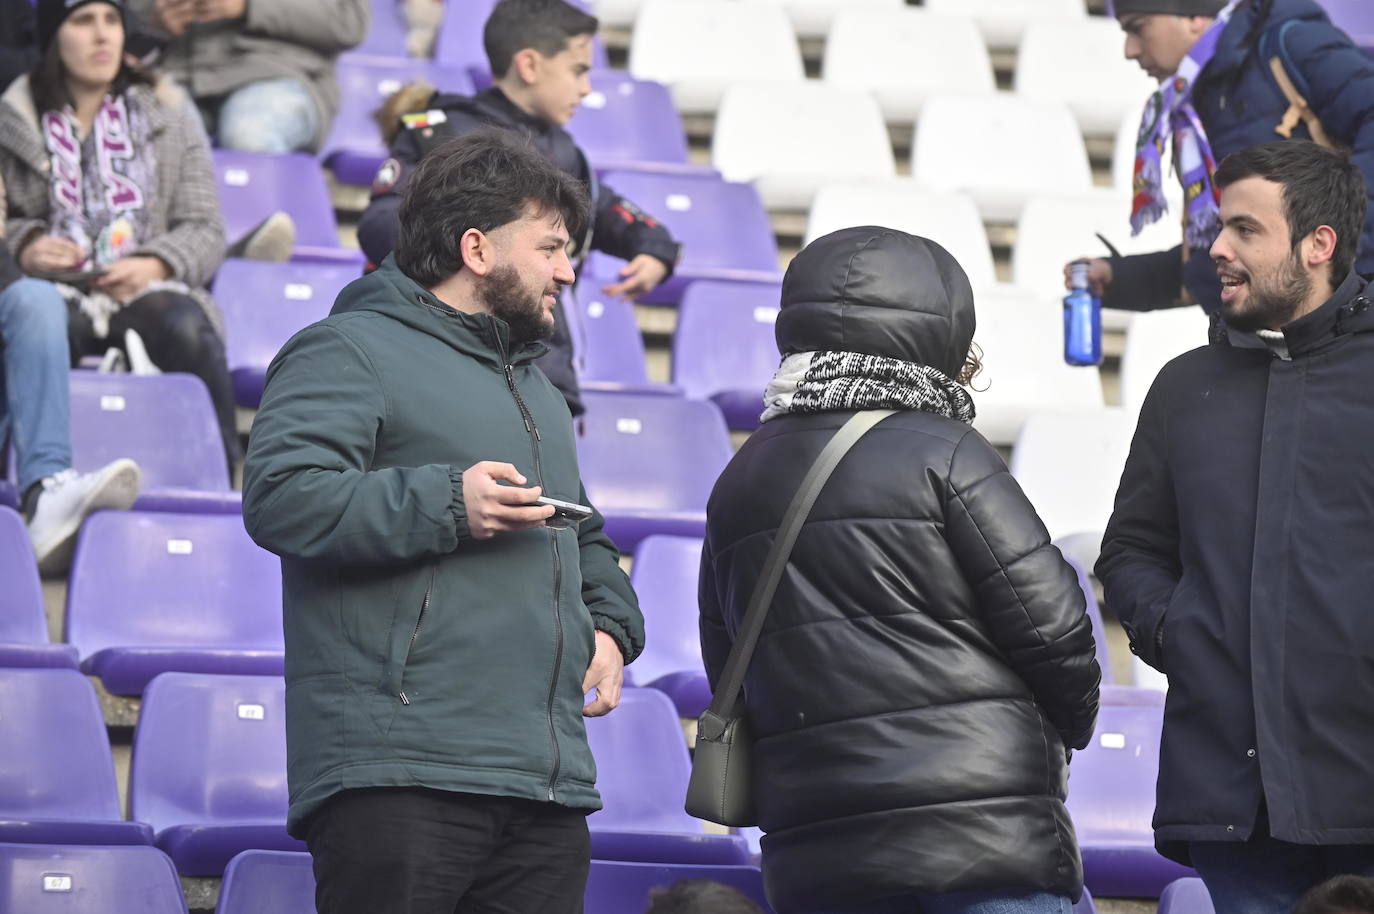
[1262, 20, 1344, 150]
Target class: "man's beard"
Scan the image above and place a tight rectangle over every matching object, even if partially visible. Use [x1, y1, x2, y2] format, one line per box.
[479, 264, 555, 346]
[1222, 248, 1312, 333]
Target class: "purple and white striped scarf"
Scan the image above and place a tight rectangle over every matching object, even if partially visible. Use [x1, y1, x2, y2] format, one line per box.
[42, 93, 153, 270]
[1130, 0, 1243, 248]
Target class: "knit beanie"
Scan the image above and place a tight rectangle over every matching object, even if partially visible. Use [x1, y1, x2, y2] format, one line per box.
[1111, 0, 1226, 16]
[36, 0, 125, 52]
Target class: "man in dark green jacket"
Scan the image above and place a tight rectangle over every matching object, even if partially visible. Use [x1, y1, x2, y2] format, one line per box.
[242, 129, 644, 914]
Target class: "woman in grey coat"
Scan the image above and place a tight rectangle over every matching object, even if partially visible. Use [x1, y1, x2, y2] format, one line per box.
[0, 0, 239, 467]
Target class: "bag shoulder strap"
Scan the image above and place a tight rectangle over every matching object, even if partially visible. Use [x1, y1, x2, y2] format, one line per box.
[1264, 21, 1342, 150]
[705, 409, 896, 721]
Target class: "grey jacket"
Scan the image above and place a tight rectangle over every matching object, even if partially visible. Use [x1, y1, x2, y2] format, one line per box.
[127, 0, 369, 151]
[0, 75, 227, 335]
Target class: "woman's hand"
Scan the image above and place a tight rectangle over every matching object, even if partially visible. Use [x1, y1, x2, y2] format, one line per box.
[95, 256, 171, 303]
[19, 235, 84, 273]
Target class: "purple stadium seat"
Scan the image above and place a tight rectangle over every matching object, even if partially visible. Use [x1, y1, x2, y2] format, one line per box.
[1066, 701, 1197, 897]
[1066, 557, 1114, 685]
[576, 390, 733, 552]
[212, 150, 364, 267]
[627, 536, 712, 718]
[0, 843, 187, 913]
[567, 70, 690, 169]
[565, 284, 655, 388]
[581, 170, 781, 306]
[66, 512, 284, 696]
[432, 0, 605, 87]
[0, 507, 78, 669]
[1321, 0, 1374, 52]
[217, 850, 316, 914]
[65, 372, 239, 514]
[585, 688, 750, 865]
[0, 481, 14, 509]
[0, 669, 153, 845]
[1158, 877, 1216, 914]
[324, 54, 476, 187]
[131, 673, 303, 876]
[586, 860, 772, 912]
[354, 0, 408, 56]
[672, 279, 782, 430]
[214, 258, 360, 407]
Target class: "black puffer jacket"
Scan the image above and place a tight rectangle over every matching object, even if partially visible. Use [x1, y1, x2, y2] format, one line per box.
[699, 228, 1102, 913]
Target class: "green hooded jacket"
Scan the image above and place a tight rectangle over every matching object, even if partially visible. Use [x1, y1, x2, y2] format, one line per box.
[241, 257, 644, 837]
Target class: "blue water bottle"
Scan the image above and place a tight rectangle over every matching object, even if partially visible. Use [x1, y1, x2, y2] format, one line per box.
[1064, 260, 1103, 366]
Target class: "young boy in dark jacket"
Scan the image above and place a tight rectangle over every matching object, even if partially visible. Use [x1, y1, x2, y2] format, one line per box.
[357, 0, 680, 415]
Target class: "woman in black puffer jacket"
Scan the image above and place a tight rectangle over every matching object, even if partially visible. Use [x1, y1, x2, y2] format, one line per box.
[699, 227, 1101, 914]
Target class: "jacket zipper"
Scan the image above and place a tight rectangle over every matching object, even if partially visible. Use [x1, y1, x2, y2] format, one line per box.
[505, 363, 564, 803]
[398, 568, 435, 705]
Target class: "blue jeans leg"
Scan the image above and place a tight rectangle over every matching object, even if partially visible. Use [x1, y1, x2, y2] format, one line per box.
[817, 889, 1073, 914]
[1187, 836, 1374, 914]
[0, 278, 72, 492]
[215, 78, 322, 154]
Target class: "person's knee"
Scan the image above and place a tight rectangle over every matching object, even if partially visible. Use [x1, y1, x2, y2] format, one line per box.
[0, 278, 67, 339]
[216, 79, 320, 153]
[136, 293, 220, 362]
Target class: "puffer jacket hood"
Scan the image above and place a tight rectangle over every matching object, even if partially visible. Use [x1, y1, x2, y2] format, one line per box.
[775, 227, 976, 378]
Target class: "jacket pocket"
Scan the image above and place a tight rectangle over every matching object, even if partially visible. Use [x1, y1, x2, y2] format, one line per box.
[378, 563, 436, 702]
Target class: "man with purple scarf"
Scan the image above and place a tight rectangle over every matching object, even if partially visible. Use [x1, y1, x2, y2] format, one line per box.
[1067, 0, 1374, 314]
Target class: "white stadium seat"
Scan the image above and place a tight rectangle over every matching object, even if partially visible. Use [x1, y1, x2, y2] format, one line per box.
[1010, 407, 1136, 573]
[924, 0, 1086, 51]
[912, 93, 1092, 223]
[805, 182, 997, 292]
[746, 0, 904, 40]
[630, 0, 803, 114]
[713, 81, 895, 210]
[823, 9, 995, 123]
[969, 288, 1106, 446]
[1119, 306, 1213, 415]
[1016, 18, 1159, 136]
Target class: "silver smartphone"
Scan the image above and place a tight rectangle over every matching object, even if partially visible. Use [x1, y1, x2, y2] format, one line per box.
[535, 495, 593, 529]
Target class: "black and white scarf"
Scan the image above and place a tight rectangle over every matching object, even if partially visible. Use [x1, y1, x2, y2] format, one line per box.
[760, 351, 975, 425]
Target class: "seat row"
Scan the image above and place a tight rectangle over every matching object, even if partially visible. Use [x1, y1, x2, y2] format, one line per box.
[0, 845, 775, 913]
[0, 665, 1190, 899]
[0, 671, 747, 875]
[2, 840, 1222, 911]
[629, 3, 1153, 135]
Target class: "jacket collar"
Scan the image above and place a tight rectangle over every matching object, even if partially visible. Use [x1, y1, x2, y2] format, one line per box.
[1225, 270, 1373, 356]
[475, 87, 554, 137]
[1285, 270, 1374, 352]
[331, 256, 548, 369]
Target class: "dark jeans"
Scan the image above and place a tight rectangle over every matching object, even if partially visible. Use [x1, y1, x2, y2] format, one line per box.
[68, 290, 241, 469]
[1190, 832, 1374, 914]
[305, 787, 590, 914]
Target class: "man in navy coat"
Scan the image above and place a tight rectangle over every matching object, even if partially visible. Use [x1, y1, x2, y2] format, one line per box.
[1098, 141, 1374, 912]
[1069, 0, 1374, 313]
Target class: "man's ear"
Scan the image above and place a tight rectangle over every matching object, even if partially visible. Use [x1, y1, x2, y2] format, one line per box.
[511, 48, 541, 86]
[459, 228, 492, 276]
[1305, 225, 1338, 269]
[1187, 15, 1215, 39]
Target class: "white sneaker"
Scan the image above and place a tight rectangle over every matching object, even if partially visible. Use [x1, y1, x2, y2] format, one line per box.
[27, 459, 142, 576]
[239, 211, 296, 263]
